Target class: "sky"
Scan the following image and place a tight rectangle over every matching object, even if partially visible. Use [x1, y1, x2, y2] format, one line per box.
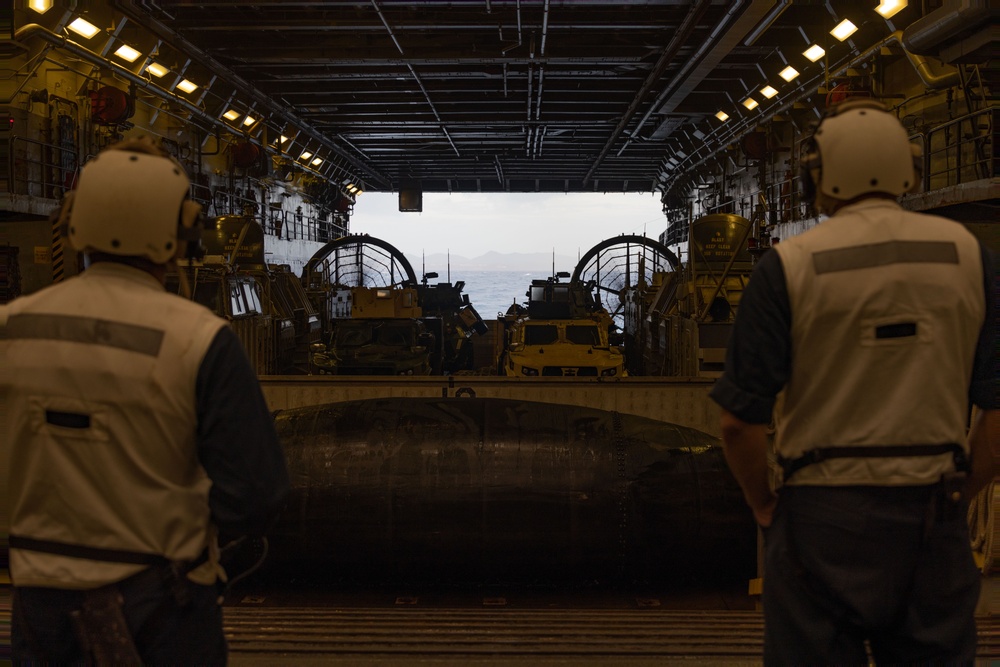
[349, 191, 668, 260]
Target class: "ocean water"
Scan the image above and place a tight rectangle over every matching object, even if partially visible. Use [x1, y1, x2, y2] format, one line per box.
[447, 270, 547, 320]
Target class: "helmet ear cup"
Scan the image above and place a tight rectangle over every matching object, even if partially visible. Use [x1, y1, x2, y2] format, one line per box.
[177, 199, 206, 262]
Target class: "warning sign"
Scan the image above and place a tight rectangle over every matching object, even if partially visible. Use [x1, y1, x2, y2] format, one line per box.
[34, 246, 51, 263]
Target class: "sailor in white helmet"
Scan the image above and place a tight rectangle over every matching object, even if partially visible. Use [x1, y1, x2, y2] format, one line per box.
[2, 138, 290, 664]
[710, 99, 997, 664]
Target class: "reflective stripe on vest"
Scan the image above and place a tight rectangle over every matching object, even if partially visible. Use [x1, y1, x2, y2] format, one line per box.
[812, 239, 959, 274]
[6, 313, 164, 356]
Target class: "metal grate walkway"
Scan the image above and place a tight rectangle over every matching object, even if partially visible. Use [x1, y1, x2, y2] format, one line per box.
[225, 606, 1000, 666]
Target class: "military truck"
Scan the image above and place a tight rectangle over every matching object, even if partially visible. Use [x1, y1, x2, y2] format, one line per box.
[310, 285, 436, 376]
[497, 273, 625, 378]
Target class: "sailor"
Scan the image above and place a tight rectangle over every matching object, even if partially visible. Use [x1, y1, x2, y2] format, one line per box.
[710, 99, 997, 664]
[2, 138, 291, 664]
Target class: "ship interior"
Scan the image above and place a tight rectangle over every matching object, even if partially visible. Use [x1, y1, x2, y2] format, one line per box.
[2, 0, 998, 662]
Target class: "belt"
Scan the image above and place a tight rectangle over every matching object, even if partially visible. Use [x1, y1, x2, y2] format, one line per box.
[778, 443, 968, 482]
[9, 534, 209, 571]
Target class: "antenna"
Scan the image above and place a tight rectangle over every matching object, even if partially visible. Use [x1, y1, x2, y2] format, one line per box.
[447, 249, 451, 283]
[551, 247, 555, 279]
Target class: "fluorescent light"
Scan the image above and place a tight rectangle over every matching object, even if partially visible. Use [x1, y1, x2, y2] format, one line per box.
[876, 0, 906, 18]
[760, 85, 778, 99]
[68, 17, 101, 39]
[278, 135, 289, 144]
[176, 79, 198, 94]
[243, 116, 256, 127]
[114, 45, 142, 62]
[715, 111, 729, 122]
[311, 158, 323, 166]
[743, 98, 759, 110]
[803, 44, 826, 62]
[223, 110, 241, 121]
[299, 151, 313, 160]
[779, 66, 800, 82]
[145, 62, 168, 77]
[831, 19, 858, 41]
[28, 0, 53, 14]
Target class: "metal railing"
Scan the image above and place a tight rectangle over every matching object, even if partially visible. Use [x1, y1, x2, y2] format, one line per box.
[5, 135, 79, 200]
[665, 105, 997, 242]
[916, 106, 996, 190]
[209, 185, 346, 243]
[5, 133, 351, 243]
[266, 208, 348, 243]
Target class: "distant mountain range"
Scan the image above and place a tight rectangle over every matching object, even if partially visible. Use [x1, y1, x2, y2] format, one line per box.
[404, 250, 579, 273]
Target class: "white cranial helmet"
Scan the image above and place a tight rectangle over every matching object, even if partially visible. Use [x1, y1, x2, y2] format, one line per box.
[801, 99, 921, 203]
[66, 139, 203, 264]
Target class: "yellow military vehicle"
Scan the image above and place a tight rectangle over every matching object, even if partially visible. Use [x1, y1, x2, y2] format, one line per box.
[498, 274, 625, 378]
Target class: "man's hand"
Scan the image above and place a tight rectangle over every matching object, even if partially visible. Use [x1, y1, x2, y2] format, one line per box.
[751, 493, 779, 528]
[719, 409, 777, 528]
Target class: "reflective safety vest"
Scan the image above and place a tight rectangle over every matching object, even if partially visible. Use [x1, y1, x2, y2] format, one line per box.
[1, 262, 227, 589]
[773, 199, 985, 486]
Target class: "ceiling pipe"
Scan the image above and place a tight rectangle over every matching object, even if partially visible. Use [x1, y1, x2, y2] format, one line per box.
[901, 0, 993, 56]
[110, 1, 389, 188]
[533, 0, 549, 128]
[14, 23, 217, 127]
[582, 0, 714, 184]
[742, 0, 791, 47]
[658, 30, 961, 192]
[619, 0, 766, 156]
[371, 0, 461, 157]
[14, 24, 365, 189]
[0, 47, 55, 104]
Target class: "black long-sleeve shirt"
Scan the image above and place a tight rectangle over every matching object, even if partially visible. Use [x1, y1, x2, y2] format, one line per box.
[195, 327, 290, 538]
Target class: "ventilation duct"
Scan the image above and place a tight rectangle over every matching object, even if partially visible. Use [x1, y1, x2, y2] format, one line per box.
[901, 0, 996, 63]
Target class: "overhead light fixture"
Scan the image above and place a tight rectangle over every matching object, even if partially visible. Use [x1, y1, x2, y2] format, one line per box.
[113, 44, 142, 62]
[311, 157, 323, 166]
[223, 109, 241, 121]
[145, 62, 168, 77]
[803, 44, 826, 62]
[760, 85, 778, 99]
[176, 79, 198, 94]
[875, 0, 907, 18]
[278, 135, 289, 144]
[779, 66, 800, 82]
[347, 183, 360, 193]
[831, 19, 858, 41]
[28, 0, 53, 14]
[68, 17, 101, 39]
[299, 151, 313, 160]
[742, 98, 759, 110]
[715, 111, 730, 122]
[242, 115, 256, 127]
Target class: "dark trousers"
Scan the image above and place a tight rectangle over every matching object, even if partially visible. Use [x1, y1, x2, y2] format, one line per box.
[762, 485, 979, 665]
[12, 566, 227, 665]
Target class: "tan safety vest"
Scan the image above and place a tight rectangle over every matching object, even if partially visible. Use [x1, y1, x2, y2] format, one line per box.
[773, 199, 984, 486]
[1, 262, 227, 588]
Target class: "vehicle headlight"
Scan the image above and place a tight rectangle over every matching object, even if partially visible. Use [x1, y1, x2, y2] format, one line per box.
[601, 368, 617, 377]
[521, 366, 539, 376]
